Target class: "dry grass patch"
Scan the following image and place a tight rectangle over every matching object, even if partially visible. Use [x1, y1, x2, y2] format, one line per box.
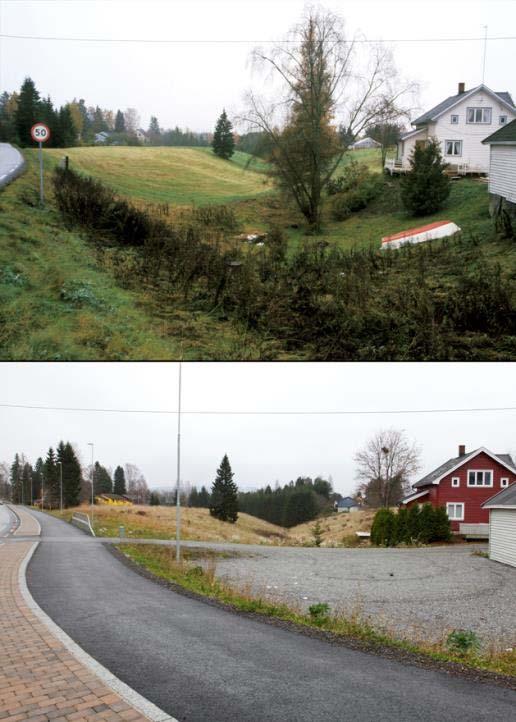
[50, 504, 291, 544]
[289, 510, 376, 546]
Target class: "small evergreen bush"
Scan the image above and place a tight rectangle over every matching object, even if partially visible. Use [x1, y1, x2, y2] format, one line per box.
[371, 504, 451, 546]
[400, 139, 450, 216]
[446, 629, 481, 656]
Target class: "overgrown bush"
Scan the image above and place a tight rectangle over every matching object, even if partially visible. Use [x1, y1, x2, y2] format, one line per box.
[446, 629, 481, 656]
[328, 162, 384, 221]
[309, 602, 330, 625]
[371, 504, 451, 547]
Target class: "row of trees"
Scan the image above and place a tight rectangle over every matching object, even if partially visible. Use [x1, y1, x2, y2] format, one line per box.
[370, 504, 451, 546]
[0, 77, 212, 148]
[239, 476, 334, 527]
[0, 447, 150, 508]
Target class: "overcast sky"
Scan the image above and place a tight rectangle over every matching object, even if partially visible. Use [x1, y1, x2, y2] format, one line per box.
[1, 0, 515, 131]
[2, 362, 516, 495]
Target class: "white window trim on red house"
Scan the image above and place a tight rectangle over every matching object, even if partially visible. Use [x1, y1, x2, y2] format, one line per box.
[451, 477, 460, 487]
[446, 502, 465, 520]
[500, 477, 509, 488]
[467, 469, 493, 487]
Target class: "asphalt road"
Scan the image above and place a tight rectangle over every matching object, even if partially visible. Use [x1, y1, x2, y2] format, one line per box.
[0, 143, 25, 188]
[0, 503, 14, 536]
[26, 510, 516, 722]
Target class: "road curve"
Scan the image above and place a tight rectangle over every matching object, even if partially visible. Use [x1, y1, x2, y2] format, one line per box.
[0, 143, 25, 188]
[26, 510, 516, 722]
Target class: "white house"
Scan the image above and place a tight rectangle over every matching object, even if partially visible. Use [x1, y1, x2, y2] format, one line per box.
[482, 119, 516, 204]
[135, 129, 148, 144]
[482, 483, 516, 568]
[386, 83, 516, 175]
[349, 136, 381, 150]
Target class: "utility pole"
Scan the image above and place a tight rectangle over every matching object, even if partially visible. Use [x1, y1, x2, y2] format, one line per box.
[175, 362, 182, 562]
[88, 443, 94, 527]
[482, 25, 488, 84]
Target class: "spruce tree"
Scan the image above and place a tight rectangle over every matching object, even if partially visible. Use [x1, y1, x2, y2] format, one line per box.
[209, 454, 238, 522]
[93, 462, 113, 495]
[148, 116, 161, 145]
[15, 77, 41, 146]
[10, 453, 23, 504]
[400, 139, 451, 216]
[113, 465, 127, 496]
[433, 506, 452, 542]
[58, 105, 77, 147]
[212, 110, 235, 160]
[43, 447, 59, 508]
[114, 109, 126, 133]
[407, 504, 420, 542]
[198, 485, 211, 507]
[57, 441, 82, 508]
[418, 503, 436, 544]
[21, 463, 33, 505]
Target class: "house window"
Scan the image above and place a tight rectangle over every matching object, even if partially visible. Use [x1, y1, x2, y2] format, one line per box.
[446, 502, 464, 520]
[445, 140, 462, 156]
[451, 477, 460, 487]
[467, 470, 493, 487]
[450, 114, 459, 124]
[499, 116, 507, 125]
[500, 477, 509, 488]
[466, 107, 492, 124]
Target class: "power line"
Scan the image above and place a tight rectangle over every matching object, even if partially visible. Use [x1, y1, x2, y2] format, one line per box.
[1, 32, 515, 44]
[0, 402, 515, 416]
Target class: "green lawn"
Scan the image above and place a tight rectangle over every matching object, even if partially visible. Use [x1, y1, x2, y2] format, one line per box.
[40, 146, 272, 206]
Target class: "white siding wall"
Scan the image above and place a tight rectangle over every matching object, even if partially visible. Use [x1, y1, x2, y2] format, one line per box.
[488, 146, 516, 202]
[489, 509, 516, 568]
[401, 89, 516, 171]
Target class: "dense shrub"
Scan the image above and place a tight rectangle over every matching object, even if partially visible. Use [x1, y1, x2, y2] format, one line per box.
[371, 504, 451, 546]
[328, 161, 384, 221]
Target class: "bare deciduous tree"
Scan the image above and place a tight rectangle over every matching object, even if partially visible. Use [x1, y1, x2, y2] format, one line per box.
[354, 429, 421, 507]
[241, 7, 418, 230]
[125, 463, 149, 504]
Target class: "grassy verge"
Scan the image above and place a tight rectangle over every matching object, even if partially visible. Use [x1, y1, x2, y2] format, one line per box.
[118, 543, 516, 680]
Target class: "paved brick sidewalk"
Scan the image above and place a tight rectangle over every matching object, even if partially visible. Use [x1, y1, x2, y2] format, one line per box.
[0, 539, 151, 722]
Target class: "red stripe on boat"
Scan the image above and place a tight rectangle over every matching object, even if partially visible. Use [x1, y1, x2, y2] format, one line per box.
[382, 220, 452, 244]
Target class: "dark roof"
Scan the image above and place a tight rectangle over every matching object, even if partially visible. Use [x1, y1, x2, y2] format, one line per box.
[482, 119, 516, 144]
[413, 449, 516, 489]
[482, 482, 516, 508]
[412, 85, 515, 126]
[337, 496, 358, 507]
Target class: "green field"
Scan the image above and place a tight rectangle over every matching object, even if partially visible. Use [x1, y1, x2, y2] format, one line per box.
[41, 146, 272, 205]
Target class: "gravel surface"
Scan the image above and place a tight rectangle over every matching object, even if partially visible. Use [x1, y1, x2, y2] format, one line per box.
[210, 544, 516, 647]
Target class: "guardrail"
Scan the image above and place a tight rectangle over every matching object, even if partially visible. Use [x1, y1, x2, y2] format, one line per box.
[72, 512, 96, 537]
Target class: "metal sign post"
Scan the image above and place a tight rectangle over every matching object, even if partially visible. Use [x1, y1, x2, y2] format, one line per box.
[30, 123, 51, 206]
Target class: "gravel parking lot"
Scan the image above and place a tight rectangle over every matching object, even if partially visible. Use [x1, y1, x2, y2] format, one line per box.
[209, 543, 516, 647]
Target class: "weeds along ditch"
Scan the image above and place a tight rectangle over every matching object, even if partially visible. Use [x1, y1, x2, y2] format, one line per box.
[52, 167, 516, 360]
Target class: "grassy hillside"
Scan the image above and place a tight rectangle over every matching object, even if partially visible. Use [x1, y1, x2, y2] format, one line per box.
[41, 146, 272, 206]
[49, 504, 291, 544]
[0, 154, 266, 360]
[289, 510, 375, 546]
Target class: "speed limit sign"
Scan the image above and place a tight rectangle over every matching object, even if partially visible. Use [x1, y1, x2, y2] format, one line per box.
[31, 123, 51, 143]
[31, 123, 51, 206]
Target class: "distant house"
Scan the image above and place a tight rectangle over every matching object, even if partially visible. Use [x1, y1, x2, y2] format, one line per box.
[135, 129, 148, 144]
[349, 136, 381, 150]
[401, 445, 516, 539]
[386, 83, 516, 175]
[335, 496, 360, 513]
[94, 131, 110, 144]
[96, 493, 133, 505]
[482, 483, 516, 568]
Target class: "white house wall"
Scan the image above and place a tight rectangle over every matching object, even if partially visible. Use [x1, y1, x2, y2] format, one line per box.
[488, 146, 516, 202]
[401, 89, 516, 172]
[489, 509, 516, 568]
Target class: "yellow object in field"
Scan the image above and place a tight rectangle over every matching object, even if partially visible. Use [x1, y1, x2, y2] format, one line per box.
[95, 495, 133, 506]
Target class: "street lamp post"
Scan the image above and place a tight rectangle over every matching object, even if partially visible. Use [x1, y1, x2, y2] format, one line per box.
[175, 362, 182, 562]
[57, 461, 63, 513]
[88, 443, 94, 527]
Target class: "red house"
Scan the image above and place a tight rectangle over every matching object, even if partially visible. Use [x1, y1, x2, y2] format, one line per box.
[401, 445, 516, 538]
